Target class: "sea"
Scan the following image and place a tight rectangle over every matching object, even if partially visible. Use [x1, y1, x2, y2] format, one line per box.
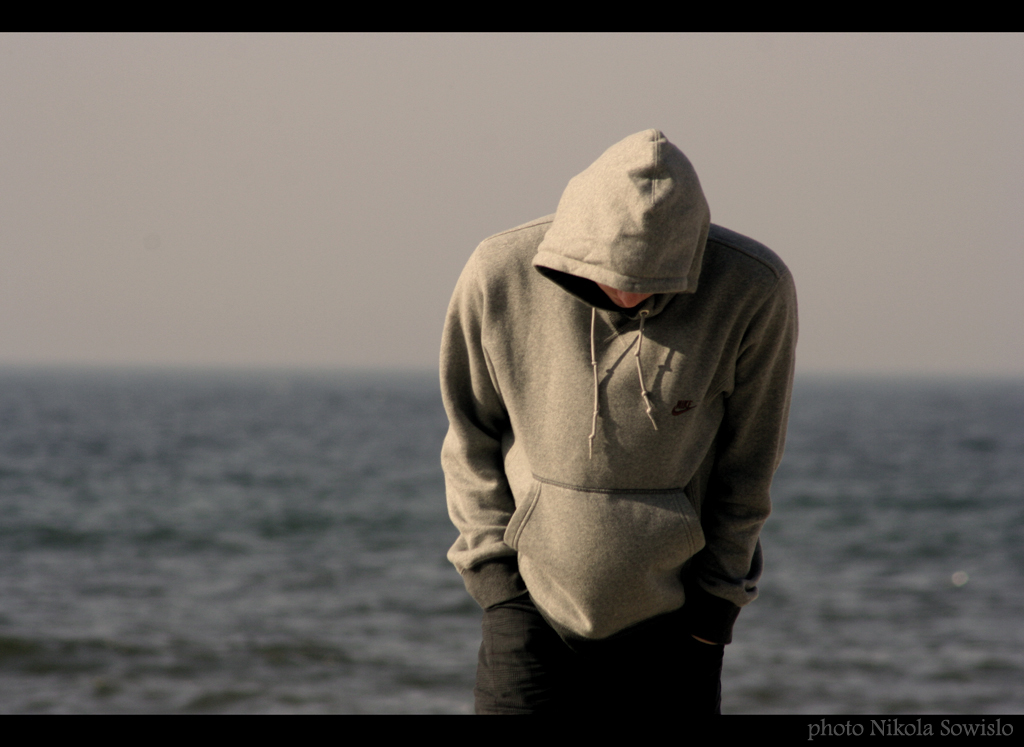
[0, 368, 1021, 714]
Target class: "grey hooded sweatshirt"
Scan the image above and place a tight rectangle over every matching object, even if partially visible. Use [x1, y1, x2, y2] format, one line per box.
[440, 129, 797, 644]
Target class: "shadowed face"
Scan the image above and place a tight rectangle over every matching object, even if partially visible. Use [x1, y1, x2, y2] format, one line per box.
[595, 283, 653, 309]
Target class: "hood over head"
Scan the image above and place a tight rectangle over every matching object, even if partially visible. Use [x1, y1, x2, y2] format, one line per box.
[533, 129, 710, 305]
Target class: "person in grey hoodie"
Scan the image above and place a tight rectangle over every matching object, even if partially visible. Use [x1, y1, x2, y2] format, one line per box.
[440, 129, 797, 714]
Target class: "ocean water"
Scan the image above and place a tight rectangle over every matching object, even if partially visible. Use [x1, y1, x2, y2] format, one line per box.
[0, 369, 1021, 714]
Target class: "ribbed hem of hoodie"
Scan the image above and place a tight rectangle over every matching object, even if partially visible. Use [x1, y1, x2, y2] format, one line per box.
[463, 556, 528, 610]
[681, 579, 742, 645]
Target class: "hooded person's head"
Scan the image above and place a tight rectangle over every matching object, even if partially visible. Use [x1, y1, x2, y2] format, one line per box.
[533, 129, 710, 310]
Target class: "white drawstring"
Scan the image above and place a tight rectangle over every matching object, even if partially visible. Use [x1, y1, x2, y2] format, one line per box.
[588, 307, 658, 459]
[635, 310, 658, 431]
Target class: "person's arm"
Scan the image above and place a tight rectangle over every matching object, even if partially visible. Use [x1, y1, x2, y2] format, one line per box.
[683, 269, 798, 644]
[440, 253, 526, 609]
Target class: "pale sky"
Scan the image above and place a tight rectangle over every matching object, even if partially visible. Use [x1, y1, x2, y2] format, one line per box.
[2, 33, 1021, 376]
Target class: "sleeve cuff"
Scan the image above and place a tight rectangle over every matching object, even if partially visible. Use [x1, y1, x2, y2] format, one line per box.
[462, 556, 527, 610]
[681, 577, 742, 645]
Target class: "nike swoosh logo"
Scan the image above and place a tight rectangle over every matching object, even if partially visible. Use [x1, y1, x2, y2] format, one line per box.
[672, 400, 695, 415]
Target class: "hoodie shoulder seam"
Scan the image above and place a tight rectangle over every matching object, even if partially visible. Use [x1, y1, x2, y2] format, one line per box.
[480, 215, 555, 245]
[706, 229, 787, 281]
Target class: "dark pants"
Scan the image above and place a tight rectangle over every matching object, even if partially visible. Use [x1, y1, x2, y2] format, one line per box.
[474, 593, 724, 715]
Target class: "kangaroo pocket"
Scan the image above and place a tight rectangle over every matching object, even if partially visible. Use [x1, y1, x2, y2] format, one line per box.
[503, 477, 706, 640]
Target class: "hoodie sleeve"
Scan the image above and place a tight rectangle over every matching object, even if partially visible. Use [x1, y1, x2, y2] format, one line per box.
[439, 252, 527, 610]
[682, 268, 798, 644]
